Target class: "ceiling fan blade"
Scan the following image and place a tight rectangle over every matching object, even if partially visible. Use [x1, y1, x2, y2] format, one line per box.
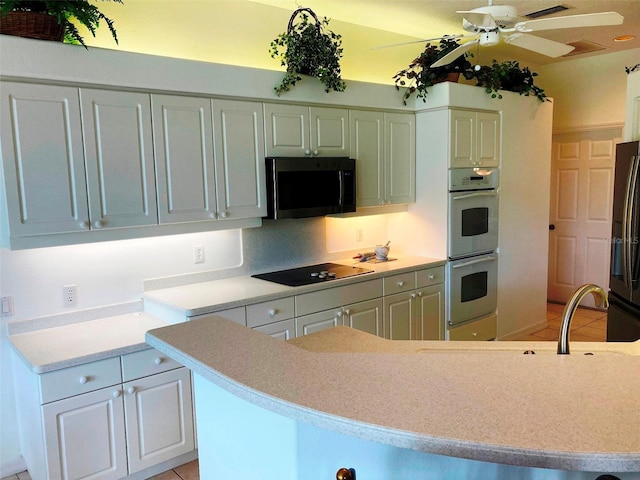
[430, 39, 479, 68]
[505, 33, 575, 57]
[515, 11, 623, 32]
[457, 11, 497, 30]
[371, 33, 474, 51]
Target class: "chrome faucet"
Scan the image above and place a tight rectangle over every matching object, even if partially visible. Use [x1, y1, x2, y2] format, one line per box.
[557, 284, 609, 355]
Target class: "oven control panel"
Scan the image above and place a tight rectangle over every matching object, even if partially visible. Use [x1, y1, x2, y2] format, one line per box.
[449, 167, 499, 191]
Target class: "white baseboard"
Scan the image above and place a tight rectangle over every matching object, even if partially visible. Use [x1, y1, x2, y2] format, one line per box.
[0, 456, 27, 477]
[498, 319, 548, 341]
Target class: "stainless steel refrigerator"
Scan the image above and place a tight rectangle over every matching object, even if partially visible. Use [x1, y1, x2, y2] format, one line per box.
[609, 140, 640, 341]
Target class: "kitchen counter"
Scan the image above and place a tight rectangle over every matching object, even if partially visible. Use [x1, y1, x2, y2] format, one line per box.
[9, 311, 175, 373]
[146, 317, 640, 476]
[143, 255, 445, 317]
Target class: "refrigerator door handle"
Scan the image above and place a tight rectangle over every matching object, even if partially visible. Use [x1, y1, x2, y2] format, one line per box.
[623, 155, 640, 290]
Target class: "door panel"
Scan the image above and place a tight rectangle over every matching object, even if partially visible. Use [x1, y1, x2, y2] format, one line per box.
[152, 95, 217, 223]
[1, 82, 89, 235]
[124, 368, 195, 473]
[81, 89, 157, 229]
[548, 129, 620, 305]
[43, 387, 127, 480]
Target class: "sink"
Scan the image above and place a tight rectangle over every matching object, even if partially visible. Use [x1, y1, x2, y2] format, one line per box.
[415, 343, 634, 356]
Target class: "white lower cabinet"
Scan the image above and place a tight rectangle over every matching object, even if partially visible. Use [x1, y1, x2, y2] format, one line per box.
[124, 368, 194, 473]
[383, 267, 445, 340]
[42, 386, 127, 480]
[343, 298, 384, 337]
[15, 350, 194, 480]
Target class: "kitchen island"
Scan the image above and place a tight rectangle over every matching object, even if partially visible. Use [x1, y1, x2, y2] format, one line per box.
[146, 317, 640, 479]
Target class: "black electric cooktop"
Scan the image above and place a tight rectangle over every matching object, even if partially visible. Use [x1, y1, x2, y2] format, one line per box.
[252, 262, 374, 287]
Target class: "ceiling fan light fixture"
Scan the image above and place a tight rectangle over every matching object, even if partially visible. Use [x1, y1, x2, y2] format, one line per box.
[479, 30, 500, 46]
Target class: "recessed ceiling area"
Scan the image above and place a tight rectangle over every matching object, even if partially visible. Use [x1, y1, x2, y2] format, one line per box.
[80, 0, 640, 85]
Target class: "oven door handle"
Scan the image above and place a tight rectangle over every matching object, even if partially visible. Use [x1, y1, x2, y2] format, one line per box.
[451, 191, 498, 201]
[451, 256, 498, 269]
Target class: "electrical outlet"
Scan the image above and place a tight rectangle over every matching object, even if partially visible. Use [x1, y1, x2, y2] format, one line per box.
[356, 228, 363, 242]
[193, 245, 205, 264]
[63, 285, 77, 307]
[1, 296, 14, 317]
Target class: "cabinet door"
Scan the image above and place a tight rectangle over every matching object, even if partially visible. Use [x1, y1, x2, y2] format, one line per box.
[124, 367, 195, 473]
[385, 113, 415, 204]
[476, 111, 501, 167]
[42, 386, 127, 480]
[343, 298, 383, 337]
[309, 106, 350, 156]
[253, 318, 296, 340]
[350, 109, 384, 207]
[0, 82, 89, 235]
[449, 109, 475, 168]
[152, 95, 217, 223]
[264, 103, 310, 157]
[80, 89, 158, 229]
[212, 99, 267, 220]
[383, 292, 415, 340]
[416, 284, 445, 340]
[296, 308, 343, 337]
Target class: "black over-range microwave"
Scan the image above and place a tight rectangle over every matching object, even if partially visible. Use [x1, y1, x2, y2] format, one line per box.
[265, 157, 356, 219]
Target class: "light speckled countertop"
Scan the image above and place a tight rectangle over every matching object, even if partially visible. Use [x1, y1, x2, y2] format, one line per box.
[146, 318, 640, 473]
[9, 311, 175, 373]
[143, 256, 445, 317]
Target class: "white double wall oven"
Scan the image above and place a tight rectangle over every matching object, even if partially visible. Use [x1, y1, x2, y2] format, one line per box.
[447, 168, 499, 332]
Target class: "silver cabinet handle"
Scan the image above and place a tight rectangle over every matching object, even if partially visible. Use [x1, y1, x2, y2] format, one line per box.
[112, 390, 121, 398]
[154, 357, 163, 366]
[78, 376, 88, 384]
[94, 220, 104, 229]
[397, 281, 405, 287]
[268, 308, 277, 317]
[127, 386, 136, 395]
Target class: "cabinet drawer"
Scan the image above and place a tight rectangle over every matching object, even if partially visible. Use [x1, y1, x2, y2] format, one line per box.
[448, 314, 497, 341]
[416, 266, 445, 288]
[190, 307, 246, 326]
[121, 348, 183, 382]
[296, 279, 382, 316]
[40, 357, 122, 404]
[383, 272, 416, 295]
[246, 297, 295, 328]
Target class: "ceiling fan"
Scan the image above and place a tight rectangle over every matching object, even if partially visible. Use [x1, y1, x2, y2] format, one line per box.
[405, 1, 624, 68]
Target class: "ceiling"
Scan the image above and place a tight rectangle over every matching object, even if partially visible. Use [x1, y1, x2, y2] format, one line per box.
[83, 0, 640, 85]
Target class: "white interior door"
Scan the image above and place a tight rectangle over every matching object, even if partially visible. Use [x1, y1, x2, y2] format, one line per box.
[547, 128, 621, 306]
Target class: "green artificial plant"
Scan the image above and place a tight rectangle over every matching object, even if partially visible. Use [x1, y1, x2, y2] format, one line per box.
[0, 0, 122, 48]
[269, 7, 346, 95]
[393, 37, 475, 104]
[473, 59, 549, 102]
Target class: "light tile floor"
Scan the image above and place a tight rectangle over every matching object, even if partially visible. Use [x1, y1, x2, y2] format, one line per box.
[512, 302, 607, 342]
[1, 304, 605, 480]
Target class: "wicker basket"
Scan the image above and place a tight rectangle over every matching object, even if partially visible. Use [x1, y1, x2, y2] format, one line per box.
[0, 11, 65, 42]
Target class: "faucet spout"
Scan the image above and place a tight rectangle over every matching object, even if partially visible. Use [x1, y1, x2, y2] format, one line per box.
[557, 284, 609, 355]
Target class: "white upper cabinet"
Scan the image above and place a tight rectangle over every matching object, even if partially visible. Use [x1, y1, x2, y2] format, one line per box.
[152, 95, 218, 223]
[385, 113, 416, 204]
[80, 89, 158, 229]
[152, 95, 267, 223]
[449, 109, 500, 168]
[264, 103, 349, 157]
[211, 99, 267, 219]
[1, 82, 89, 236]
[350, 110, 384, 207]
[350, 110, 415, 207]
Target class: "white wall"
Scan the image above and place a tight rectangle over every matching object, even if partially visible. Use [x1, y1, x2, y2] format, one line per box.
[538, 48, 640, 132]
